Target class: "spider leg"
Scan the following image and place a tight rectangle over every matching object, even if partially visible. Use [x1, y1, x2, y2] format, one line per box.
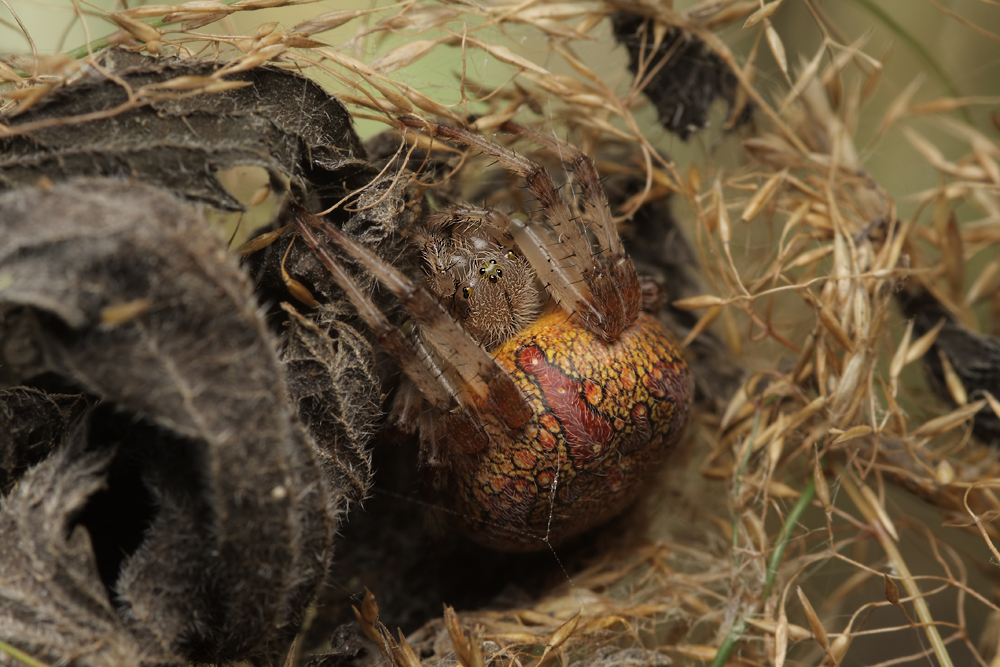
[500, 122, 624, 260]
[400, 118, 599, 326]
[291, 209, 486, 451]
[500, 121, 641, 341]
[425, 205, 514, 245]
[291, 205, 532, 435]
[399, 117, 640, 343]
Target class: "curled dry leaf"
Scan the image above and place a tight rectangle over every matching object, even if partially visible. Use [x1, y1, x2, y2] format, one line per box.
[0, 426, 170, 665]
[0, 179, 375, 664]
[0, 49, 369, 212]
[0, 387, 88, 495]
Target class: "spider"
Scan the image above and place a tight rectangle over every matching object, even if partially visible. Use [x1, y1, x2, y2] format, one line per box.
[292, 119, 693, 552]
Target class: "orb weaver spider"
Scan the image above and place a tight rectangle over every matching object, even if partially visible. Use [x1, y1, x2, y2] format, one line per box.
[292, 118, 692, 552]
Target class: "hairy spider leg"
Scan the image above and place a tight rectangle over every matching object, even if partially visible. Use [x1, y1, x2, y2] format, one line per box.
[290, 207, 487, 451]
[499, 122, 624, 260]
[499, 121, 641, 339]
[290, 205, 532, 437]
[424, 205, 514, 243]
[398, 117, 620, 341]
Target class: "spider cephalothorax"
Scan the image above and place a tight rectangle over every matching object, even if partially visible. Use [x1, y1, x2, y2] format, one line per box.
[416, 207, 541, 350]
[294, 119, 692, 551]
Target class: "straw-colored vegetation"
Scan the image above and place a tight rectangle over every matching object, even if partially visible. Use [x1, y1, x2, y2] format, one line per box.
[3, 0, 1000, 665]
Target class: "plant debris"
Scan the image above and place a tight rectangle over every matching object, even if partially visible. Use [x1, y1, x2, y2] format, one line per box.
[0, 179, 372, 664]
[612, 13, 752, 140]
[898, 287, 1000, 445]
[0, 49, 369, 211]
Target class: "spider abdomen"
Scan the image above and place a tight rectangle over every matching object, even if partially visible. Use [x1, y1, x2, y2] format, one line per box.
[440, 312, 692, 551]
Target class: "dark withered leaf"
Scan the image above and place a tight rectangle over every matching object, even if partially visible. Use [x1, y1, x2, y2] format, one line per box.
[0, 308, 55, 387]
[0, 424, 177, 667]
[246, 168, 417, 515]
[0, 179, 357, 663]
[612, 14, 753, 140]
[0, 387, 87, 495]
[898, 288, 1000, 445]
[301, 623, 370, 667]
[0, 49, 373, 211]
[282, 303, 381, 515]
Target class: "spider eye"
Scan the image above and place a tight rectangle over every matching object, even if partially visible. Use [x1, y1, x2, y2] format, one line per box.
[480, 259, 503, 283]
[506, 250, 516, 259]
[479, 259, 503, 284]
[462, 287, 472, 299]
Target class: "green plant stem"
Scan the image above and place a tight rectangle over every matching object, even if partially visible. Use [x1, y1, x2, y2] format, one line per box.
[710, 616, 747, 667]
[713, 472, 817, 667]
[762, 475, 816, 603]
[849, 0, 973, 124]
[0, 640, 52, 667]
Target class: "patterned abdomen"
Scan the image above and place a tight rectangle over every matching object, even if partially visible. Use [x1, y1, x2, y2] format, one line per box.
[441, 312, 693, 551]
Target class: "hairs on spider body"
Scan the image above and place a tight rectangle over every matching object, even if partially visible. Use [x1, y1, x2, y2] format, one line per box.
[416, 206, 541, 351]
[292, 119, 692, 551]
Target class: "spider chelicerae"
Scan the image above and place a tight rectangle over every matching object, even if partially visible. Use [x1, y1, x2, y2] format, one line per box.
[293, 118, 693, 551]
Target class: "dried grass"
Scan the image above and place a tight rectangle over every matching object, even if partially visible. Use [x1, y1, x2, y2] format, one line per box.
[4, 1, 1000, 665]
